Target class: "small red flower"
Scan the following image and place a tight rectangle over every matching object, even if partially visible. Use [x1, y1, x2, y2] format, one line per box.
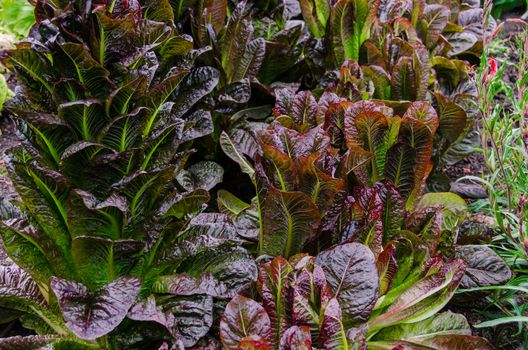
[482, 58, 498, 84]
[488, 58, 498, 78]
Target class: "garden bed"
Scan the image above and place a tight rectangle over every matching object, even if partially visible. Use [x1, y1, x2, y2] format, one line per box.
[0, 1, 527, 349]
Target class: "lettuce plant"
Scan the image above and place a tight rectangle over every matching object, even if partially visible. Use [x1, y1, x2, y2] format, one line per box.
[0, 0, 258, 348]
[296, 0, 491, 186]
[219, 246, 494, 349]
[219, 94, 511, 288]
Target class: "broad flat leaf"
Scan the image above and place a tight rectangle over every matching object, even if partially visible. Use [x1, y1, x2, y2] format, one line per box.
[377, 0, 410, 23]
[316, 243, 379, 324]
[418, 5, 449, 49]
[58, 43, 111, 97]
[371, 311, 471, 341]
[417, 193, 467, 213]
[445, 32, 478, 57]
[260, 144, 297, 191]
[260, 124, 331, 159]
[441, 129, 480, 166]
[417, 192, 467, 230]
[171, 66, 220, 118]
[323, 100, 353, 148]
[454, 245, 512, 289]
[368, 259, 465, 331]
[92, 11, 136, 65]
[434, 93, 467, 143]
[4, 46, 54, 94]
[221, 2, 253, 83]
[217, 190, 251, 218]
[344, 104, 389, 181]
[58, 99, 106, 140]
[362, 65, 391, 100]
[140, 69, 190, 138]
[0, 218, 56, 284]
[6, 157, 73, 278]
[274, 90, 318, 126]
[399, 118, 433, 207]
[391, 57, 414, 101]
[331, 0, 370, 63]
[174, 244, 258, 294]
[67, 190, 128, 240]
[298, 154, 346, 214]
[160, 34, 194, 59]
[262, 189, 320, 258]
[279, 326, 312, 350]
[417, 335, 494, 349]
[238, 336, 273, 350]
[369, 335, 493, 350]
[142, 0, 174, 22]
[458, 9, 496, 39]
[0, 335, 60, 350]
[220, 295, 272, 350]
[181, 109, 214, 143]
[51, 276, 141, 340]
[158, 189, 209, 219]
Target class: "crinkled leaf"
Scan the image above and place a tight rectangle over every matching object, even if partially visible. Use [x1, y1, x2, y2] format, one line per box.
[454, 245, 512, 289]
[160, 295, 213, 348]
[51, 276, 141, 340]
[177, 161, 224, 191]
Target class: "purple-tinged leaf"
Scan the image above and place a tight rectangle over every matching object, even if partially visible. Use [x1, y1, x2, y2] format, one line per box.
[51, 276, 141, 340]
[316, 243, 379, 325]
[454, 245, 512, 289]
[220, 295, 272, 350]
[153, 272, 234, 298]
[128, 295, 175, 334]
[256, 257, 293, 343]
[291, 260, 333, 327]
[319, 298, 348, 349]
[377, 244, 398, 295]
[279, 326, 312, 350]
